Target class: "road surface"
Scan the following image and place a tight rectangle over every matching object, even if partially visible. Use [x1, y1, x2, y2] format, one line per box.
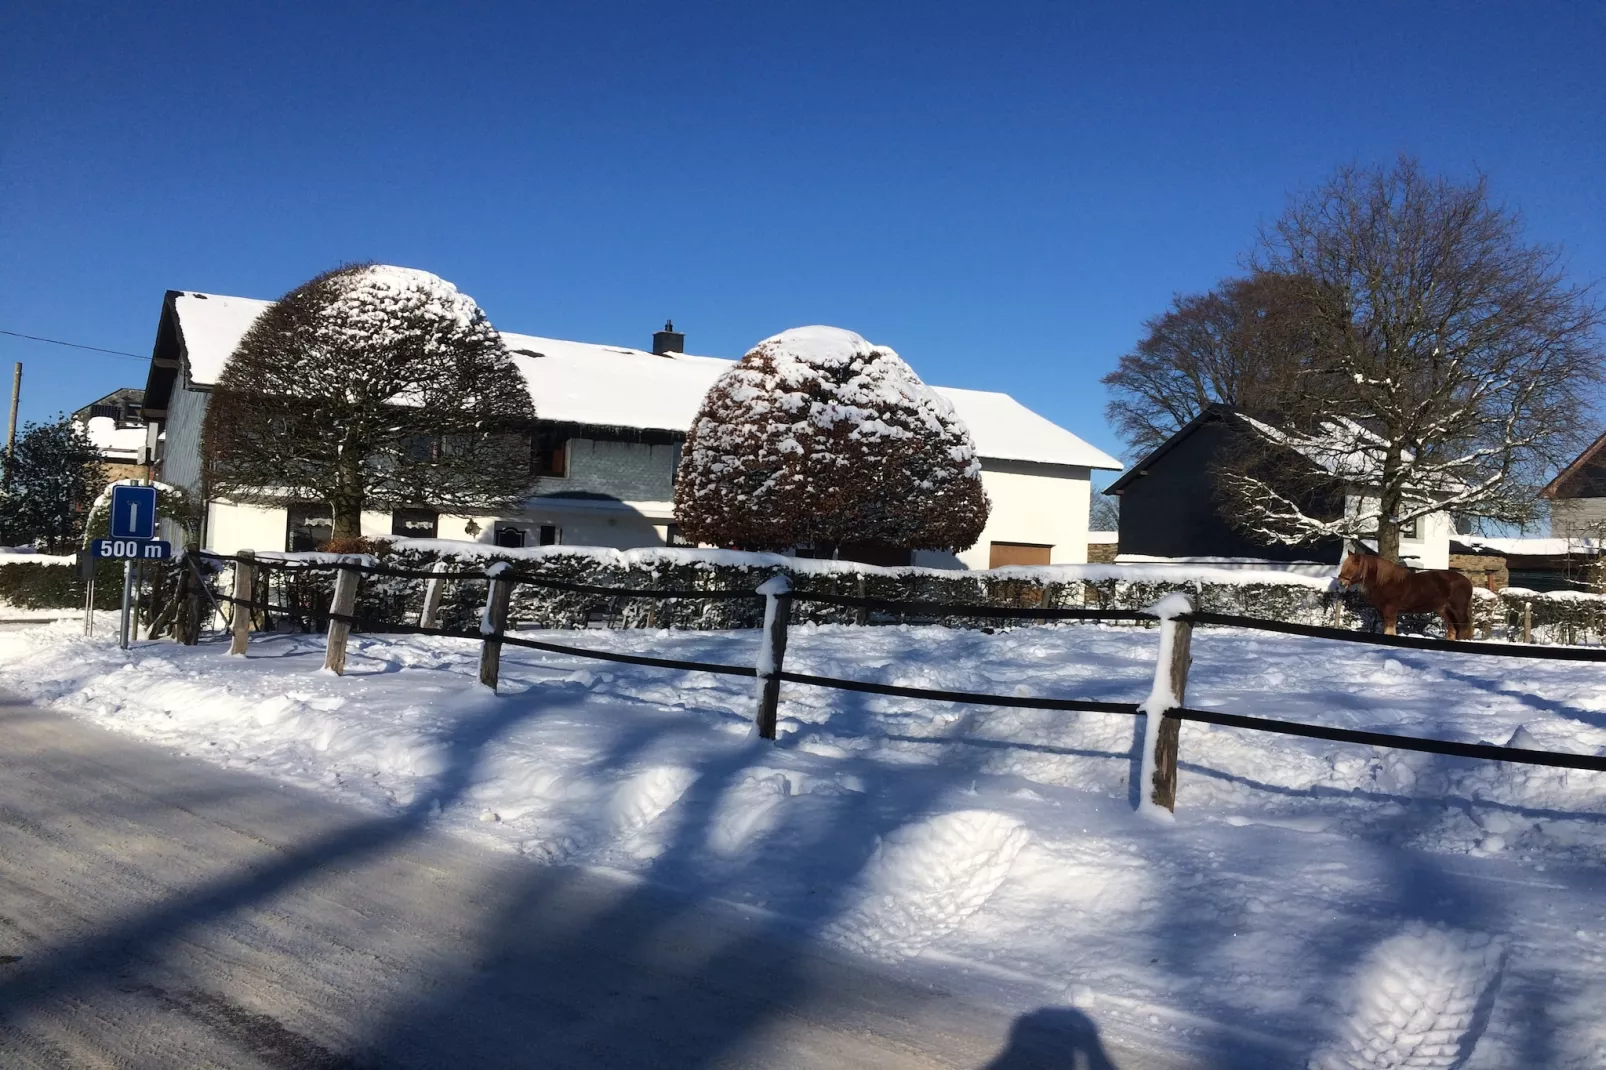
[0, 698, 1190, 1069]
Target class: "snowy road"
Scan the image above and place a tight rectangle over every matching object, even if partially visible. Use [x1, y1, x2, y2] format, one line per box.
[0, 698, 1191, 1069]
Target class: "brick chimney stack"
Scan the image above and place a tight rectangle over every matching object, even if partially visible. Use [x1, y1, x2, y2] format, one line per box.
[652, 320, 685, 356]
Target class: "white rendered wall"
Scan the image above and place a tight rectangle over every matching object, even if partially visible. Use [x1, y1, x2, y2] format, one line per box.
[205, 501, 289, 554]
[205, 502, 411, 553]
[955, 461, 1093, 570]
[1343, 494, 1452, 569]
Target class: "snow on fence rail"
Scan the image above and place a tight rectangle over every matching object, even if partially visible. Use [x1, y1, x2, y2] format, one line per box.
[185, 551, 1606, 816]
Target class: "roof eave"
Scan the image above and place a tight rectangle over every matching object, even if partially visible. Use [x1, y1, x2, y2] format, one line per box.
[1541, 427, 1606, 499]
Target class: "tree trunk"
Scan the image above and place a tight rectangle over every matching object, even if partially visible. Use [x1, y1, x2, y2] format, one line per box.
[331, 501, 362, 541]
[1377, 514, 1401, 562]
[1377, 450, 1403, 563]
[330, 448, 364, 542]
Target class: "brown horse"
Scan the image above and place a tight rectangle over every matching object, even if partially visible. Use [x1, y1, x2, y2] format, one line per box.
[1337, 549, 1474, 639]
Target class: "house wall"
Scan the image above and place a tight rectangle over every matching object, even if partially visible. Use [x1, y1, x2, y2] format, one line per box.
[1550, 498, 1606, 538]
[204, 501, 495, 554]
[1343, 493, 1452, 570]
[489, 504, 667, 550]
[1115, 418, 1343, 563]
[161, 382, 209, 494]
[543, 438, 680, 503]
[954, 460, 1093, 570]
[167, 401, 1091, 563]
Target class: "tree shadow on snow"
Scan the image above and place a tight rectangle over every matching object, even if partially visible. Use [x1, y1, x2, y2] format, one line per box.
[0, 645, 1055, 1068]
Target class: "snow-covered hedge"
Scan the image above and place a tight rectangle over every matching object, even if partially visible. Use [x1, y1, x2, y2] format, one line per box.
[1496, 588, 1606, 646]
[241, 542, 1373, 636]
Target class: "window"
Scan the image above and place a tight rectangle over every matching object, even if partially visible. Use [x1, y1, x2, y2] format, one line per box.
[286, 503, 333, 552]
[494, 526, 526, 548]
[391, 508, 438, 539]
[538, 524, 560, 546]
[1399, 516, 1419, 540]
[401, 434, 436, 462]
[988, 541, 1052, 568]
[664, 524, 694, 548]
[531, 433, 568, 477]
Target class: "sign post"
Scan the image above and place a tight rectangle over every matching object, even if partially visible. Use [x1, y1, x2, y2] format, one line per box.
[105, 484, 163, 650]
[119, 559, 134, 650]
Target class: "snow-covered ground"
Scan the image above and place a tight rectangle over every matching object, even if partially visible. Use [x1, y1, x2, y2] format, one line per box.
[2, 618, 1604, 1067]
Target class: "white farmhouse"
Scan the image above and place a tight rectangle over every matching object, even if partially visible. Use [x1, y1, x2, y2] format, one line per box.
[140, 291, 1120, 568]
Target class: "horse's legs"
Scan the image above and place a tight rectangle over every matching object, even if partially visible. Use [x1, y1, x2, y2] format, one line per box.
[1440, 606, 1457, 639]
[1383, 610, 1397, 636]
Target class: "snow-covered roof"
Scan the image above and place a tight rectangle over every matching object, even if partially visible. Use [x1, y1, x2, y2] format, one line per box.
[1456, 535, 1602, 558]
[1239, 412, 1471, 496]
[77, 416, 145, 461]
[167, 291, 1122, 470]
[501, 333, 736, 435]
[170, 292, 273, 387]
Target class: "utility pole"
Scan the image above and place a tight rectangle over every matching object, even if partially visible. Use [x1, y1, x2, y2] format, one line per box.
[3, 362, 18, 488]
[5, 363, 19, 453]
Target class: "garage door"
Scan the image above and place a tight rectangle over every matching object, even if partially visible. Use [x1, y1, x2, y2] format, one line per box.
[988, 542, 1053, 568]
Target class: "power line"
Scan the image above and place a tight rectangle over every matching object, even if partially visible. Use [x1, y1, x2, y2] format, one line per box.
[0, 329, 147, 361]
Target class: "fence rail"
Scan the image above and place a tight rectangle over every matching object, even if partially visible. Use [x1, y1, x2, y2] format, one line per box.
[183, 551, 1606, 814]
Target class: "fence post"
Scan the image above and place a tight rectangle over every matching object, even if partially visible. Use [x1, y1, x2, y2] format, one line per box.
[419, 560, 447, 629]
[1139, 596, 1193, 814]
[1522, 601, 1532, 644]
[228, 550, 256, 655]
[179, 546, 204, 645]
[478, 563, 514, 691]
[754, 575, 793, 740]
[854, 573, 868, 627]
[323, 558, 361, 675]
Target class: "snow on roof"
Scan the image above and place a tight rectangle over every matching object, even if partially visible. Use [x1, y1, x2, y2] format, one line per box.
[929, 386, 1118, 469]
[77, 416, 145, 460]
[501, 333, 735, 434]
[1456, 534, 1602, 557]
[171, 292, 272, 386]
[1238, 411, 1468, 494]
[171, 292, 1121, 469]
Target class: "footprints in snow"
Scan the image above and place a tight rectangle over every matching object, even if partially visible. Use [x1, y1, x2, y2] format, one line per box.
[825, 810, 1028, 960]
[1310, 923, 1506, 1070]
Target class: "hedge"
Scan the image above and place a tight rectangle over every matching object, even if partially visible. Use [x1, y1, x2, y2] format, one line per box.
[230, 542, 1518, 642]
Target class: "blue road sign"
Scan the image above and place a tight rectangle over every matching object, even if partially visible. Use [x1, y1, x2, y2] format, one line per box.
[110, 485, 158, 540]
[93, 538, 172, 561]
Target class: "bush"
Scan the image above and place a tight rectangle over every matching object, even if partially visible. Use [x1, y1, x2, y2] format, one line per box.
[674, 327, 988, 555]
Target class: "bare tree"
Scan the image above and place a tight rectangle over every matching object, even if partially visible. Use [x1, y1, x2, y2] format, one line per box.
[1223, 157, 1604, 561]
[1089, 491, 1118, 532]
[1101, 272, 1324, 455]
[203, 264, 537, 542]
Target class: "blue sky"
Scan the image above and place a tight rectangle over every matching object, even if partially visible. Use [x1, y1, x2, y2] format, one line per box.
[3, 3, 1602, 475]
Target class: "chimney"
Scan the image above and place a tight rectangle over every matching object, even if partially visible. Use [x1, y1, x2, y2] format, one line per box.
[652, 319, 685, 356]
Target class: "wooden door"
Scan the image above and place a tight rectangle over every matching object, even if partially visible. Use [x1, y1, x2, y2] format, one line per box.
[988, 542, 1053, 568]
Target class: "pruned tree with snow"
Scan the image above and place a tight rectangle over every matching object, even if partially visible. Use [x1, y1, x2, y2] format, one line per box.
[673, 326, 989, 555]
[1221, 157, 1604, 561]
[0, 416, 105, 552]
[202, 264, 538, 543]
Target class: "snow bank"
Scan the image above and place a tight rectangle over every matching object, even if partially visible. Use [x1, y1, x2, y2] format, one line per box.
[3, 619, 1606, 1064]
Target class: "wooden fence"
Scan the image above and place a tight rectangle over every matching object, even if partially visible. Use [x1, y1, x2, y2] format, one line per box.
[188, 552, 1606, 815]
